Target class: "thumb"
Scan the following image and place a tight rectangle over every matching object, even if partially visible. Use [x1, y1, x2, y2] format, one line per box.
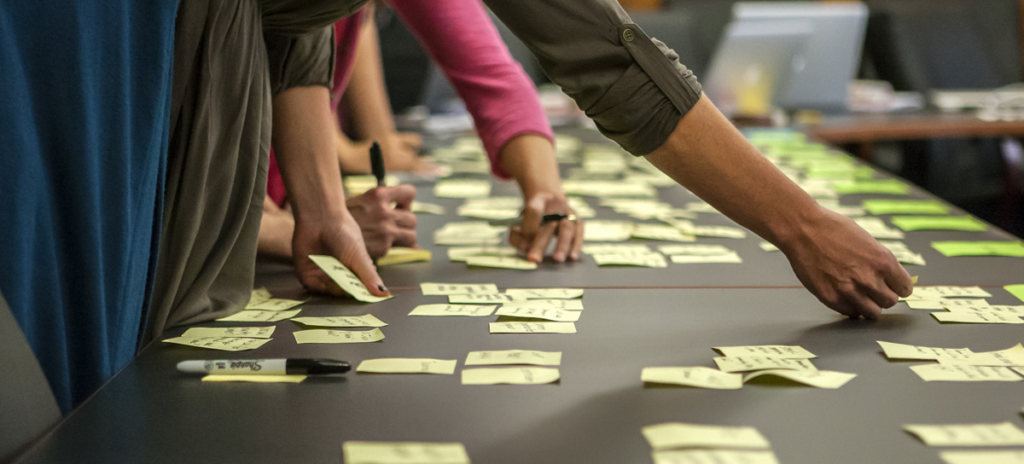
[340, 245, 390, 297]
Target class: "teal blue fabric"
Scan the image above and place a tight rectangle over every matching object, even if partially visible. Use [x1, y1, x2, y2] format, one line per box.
[0, 1, 178, 412]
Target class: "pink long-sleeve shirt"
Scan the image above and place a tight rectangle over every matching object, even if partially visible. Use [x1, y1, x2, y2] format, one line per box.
[267, 1, 554, 205]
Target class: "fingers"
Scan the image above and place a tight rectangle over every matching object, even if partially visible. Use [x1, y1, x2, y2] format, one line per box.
[398, 132, 423, 149]
[552, 220, 575, 262]
[509, 226, 526, 251]
[379, 184, 416, 211]
[527, 223, 557, 263]
[391, 227, 417, 249]
[570, 219, 584, 260]
[341, 247, 389, 297]
[393, 209, 417, 229]
[882, 256, 914, 298]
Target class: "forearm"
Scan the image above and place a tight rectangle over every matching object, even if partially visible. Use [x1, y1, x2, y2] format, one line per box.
[497, 134, 564, 199]
[341, 14, 397, 141]
[646, 97, 824, 247]
[273, 86, 348, 219]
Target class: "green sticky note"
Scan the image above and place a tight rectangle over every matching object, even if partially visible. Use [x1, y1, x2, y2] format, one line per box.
[833, 179, 909, 195]
[932, 241, 1024, 257]
[854, 166, 877, 180]
[863, 199, 949, 215]
[891, 216, 987, 232]
[1006, 285, 1024, 304]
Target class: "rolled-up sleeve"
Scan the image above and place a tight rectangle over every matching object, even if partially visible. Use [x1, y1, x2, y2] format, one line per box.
[482, 0, 702, 156]
[264, 26, 335, 96]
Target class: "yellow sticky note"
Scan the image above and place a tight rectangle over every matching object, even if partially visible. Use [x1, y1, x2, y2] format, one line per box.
[904, 422, 1024, 446]
[447, 246, 517, 262]
[494, 306, 581, 322]
[202, 375, 305, 383]
[940, 451, 1024, 464]
[489, 322, 576, 334]
[504, 288, 583, 299]
[377, 247, 432, 266]
[180, 327, 275, 339]
[216, 309, 300, 322]
[461, 367, 560, 385]
[291, 315, 387, 328]
[434, 179, 491, 198]
[501, 299, 584, 311]
[911, 286, 992, 299]
[465, 255, 537, 270]
[641, 367, 743, 390]
[911, 275, 919, 284]
[583, 220, 636, 242]
[658, 244, 733, 255]
[356, 358, 457, 374]
[293, 328, 384, 344]
[876, 341, 974, 361]
[465, 350, 561, 366]
[946, 305, 1024, 316]
[592, 253, 668, 268]
[343, 442, 470, 464]
[712, 357, 817, 373]
[582, 243, 651, 254]
[449, 293, 520, 304]
[743, 369, 856, 389]
[910, 364, 1022, 382]
[408, 304, 496, 317]
[308, 255, 393, 303]
[906, 299, 947, 310]
[932, 312, 1024, 324]
[244, 297, 305, 311]
[421, 283, 499, 295]
[652, 450, 780, 464]
[249, 287, 272, 306]
[714, 345, 816, 359]
[670, 253, 743, 264]
[641, 422, 770, 450]
[162, 337, 271, 351]
[411, 201, 446, 215]
[631, 224, 697, 242]
[945, 344, 1024, 366]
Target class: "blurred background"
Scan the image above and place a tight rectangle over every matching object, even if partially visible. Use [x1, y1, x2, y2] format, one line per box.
[372, 0, 1024, 238]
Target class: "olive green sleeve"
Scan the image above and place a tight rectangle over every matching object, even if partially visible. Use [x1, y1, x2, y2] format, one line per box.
[482, 0, 703, 156]
[264, 26, 335, 96]
[259, 0, 365, 36]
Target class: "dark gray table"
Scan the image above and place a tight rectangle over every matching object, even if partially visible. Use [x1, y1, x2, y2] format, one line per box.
[15, 131, 1024, 464]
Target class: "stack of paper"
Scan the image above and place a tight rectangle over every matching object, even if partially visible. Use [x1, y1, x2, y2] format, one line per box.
[163, 326, 275, 351]
[642, 345, 856, 389]
[641, 422, 778, 464]
[879, 341, 1024, 381]
[461, 350, 562, 385]
[434, 222, 506, 246]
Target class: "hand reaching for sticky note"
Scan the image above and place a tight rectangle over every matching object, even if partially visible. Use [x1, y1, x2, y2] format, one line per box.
[780, 209, 913, 319]
[510, 192, 584, 263]
[292, 208, 390, 299]
[346, 184, 418, 259]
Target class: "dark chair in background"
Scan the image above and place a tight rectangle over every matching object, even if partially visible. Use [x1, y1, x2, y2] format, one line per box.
[0, 290, 61, 463]
[861, 0, 1023, 231]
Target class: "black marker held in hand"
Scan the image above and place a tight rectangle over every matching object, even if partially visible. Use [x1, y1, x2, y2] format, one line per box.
[370, 141, 385, 187]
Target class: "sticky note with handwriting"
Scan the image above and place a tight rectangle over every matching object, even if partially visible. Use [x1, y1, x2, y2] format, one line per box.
[421, 283, 499, 295]
[465, 350, 561, 366]
[489, 322, 576, 334]
[217, 309, 300, 322]
[495, 306, 581, 322]
[408, 304, 496, 317]
[714, 345, 816, 359]
[713, 357, 817, 373]
[293, 328, 384, 344]
[180, 327, 275, 339]
[641, 367, 743, 390]
[461, 367, 560, 385]
[504, 288, 583, 299]
[308, 255, 393, 303]
[641, 422, 770, 450]
[356, 358, 457, 374]
[291, 315, 387, 328]
[742, 369, 856, 389]
[162, 337, 271, 351]
[910, 364, 1022, 382]
[904, 422, 1024, 446]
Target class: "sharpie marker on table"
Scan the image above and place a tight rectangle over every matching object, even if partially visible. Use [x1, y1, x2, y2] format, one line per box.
[177, 358, 350, 376]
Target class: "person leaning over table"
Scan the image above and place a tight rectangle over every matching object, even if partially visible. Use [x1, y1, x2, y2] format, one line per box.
[151, 0, 911, 356]
[258, 0, 584, 267]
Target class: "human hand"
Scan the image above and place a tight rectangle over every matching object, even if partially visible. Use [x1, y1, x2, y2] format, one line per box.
[346, 184, 418, 259]
[779, 209, 913, 319]
[292, 208, 390, 298]
[509, 192, 584, 263]
[257, 195, 296, 257]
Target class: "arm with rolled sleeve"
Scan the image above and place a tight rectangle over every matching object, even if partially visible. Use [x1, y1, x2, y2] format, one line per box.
[485, 0, 914, 319]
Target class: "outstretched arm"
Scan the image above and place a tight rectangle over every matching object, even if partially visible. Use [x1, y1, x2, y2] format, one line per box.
[484, 0, 912, 317]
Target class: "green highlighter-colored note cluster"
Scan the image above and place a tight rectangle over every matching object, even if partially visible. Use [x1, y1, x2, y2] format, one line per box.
[833, 179, 909, 195]
[1006, 285, 1024, 304]
[863, 199, 949, 215]
[890, 216, 987, 232]
[932, 241, 1024, 257]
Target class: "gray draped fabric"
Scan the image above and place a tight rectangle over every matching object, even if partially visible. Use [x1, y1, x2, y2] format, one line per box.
[145, 0, 364, 344]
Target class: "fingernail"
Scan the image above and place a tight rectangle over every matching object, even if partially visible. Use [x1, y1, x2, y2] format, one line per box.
[378, 284, 388, 292]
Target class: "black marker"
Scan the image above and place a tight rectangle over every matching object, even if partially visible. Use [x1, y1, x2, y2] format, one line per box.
[370, 141, 386, 187]
[177, 358, 350, 376]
